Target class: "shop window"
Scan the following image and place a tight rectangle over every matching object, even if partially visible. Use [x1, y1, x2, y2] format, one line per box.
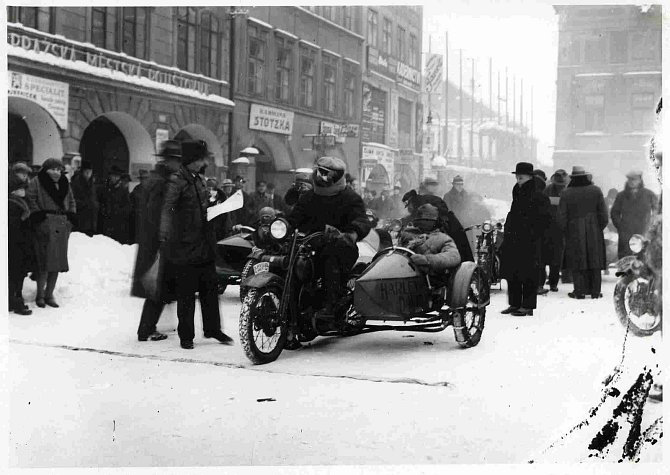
[299, 46, 316, 108]
[631, 93, 656, 131]
[275, 35, 294, 103]
[382, 18, 392, 54]
[121, 7, 149, 60]
[323, 54, 338, 114]
[247, 25, 267, 97]
[343, 63, 356, 119]
[367, 9, 378, 48]
[398, 98, 412, 148]
[581, 94, 605, 131]
[397, 26, 406, 62]
[200, 11, 222, 79]
[631, 31, 659, 61]
[609, 31, 628, 64]
[177, 7, 197, 72]
[409, 33, 417, 68]
[8, 7, 54, 33]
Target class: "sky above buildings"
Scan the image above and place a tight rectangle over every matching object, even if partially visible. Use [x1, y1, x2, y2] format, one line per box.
[422, 0, 559, 165]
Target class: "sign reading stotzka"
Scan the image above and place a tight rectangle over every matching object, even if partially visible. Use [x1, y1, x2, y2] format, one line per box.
[249, 104, 294, 135]
[8, 71, 69, 129]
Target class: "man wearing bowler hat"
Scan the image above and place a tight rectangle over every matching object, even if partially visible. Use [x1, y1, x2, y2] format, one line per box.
[159, 139, 233, 349]
[500, 162, 551, 316]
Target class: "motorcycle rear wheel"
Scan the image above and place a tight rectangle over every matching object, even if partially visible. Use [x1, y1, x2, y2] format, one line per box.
[239, 286, 287, 364]
[452, 267, 486, 348]
[613, 274, 661, 337]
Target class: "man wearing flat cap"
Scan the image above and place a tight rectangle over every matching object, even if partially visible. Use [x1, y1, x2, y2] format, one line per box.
[500, 162, 551, 316]
[159, 139, 233, 349]
[610, 169, 658, 259]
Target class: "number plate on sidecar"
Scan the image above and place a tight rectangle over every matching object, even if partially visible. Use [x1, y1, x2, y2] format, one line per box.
[253, 262, 270, 274]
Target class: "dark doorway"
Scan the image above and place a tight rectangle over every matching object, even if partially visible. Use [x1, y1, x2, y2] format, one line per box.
[8, 113, 33, 165]
[79, 116, 129, 181]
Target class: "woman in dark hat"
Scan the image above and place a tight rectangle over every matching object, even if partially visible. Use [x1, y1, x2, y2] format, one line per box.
[8, 173, 35, 314]
[26, 158, 77, 308]
[500, 162, 552, 316]
[557, 165, 609, 299]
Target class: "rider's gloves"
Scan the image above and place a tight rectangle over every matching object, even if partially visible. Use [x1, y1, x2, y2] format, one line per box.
[324, 224, 342, 241]
[410, 254, 430, 274]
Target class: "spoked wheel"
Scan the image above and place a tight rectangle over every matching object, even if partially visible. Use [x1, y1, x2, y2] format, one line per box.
[239, 258, 259, 302]
[452, 267, 486, 348]
[239, 286, 287, 364]
[613, 275, 661, 337]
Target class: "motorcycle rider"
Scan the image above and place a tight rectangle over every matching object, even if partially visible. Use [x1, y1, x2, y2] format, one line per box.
[400, 204, 461, 283]
[288, 156, 371, 342]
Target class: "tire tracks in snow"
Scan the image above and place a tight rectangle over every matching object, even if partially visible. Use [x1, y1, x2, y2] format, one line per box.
[9, 339, 453, 389]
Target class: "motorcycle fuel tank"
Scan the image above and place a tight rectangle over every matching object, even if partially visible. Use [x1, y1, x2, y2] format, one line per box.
[354, 252, 431, 320]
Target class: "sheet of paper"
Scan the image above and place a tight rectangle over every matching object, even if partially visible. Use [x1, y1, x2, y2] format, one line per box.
[207, 190, 244, 221]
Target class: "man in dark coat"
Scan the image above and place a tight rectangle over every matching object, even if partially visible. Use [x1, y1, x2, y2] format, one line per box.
[610, 170, 658, 259]
[129, 169, 149, 243]
[159, 140, 233, 349]
[8, 173, 34, 315]
[98, 165, 132, 244]
[416, 177, 474, 262]
[557, 166, 609, 299]
[443, 175, 469, 222]
[132, 141, 182, 341]
[288, 156, 371, 344]
[229, 175, 255, 227]
[543, 169, 569, 291]
[70, 160, 99, 236]
[266, 182, 285, 213]
[500, 162, 552, 316]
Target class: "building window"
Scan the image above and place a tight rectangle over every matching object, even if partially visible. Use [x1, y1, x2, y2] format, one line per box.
[343, 63, 356, 119]
[631, 93, 656, 131]
[299, 47, 316, 108]
[382, 18, 392, 54]
[397, 26, 406, 62]
[398, 98, 412, 148]
[584, 34, 606, 63]
[247, 25, 267, 96]
[631, 31, 659, 61]
[582, 94, 605, 131]
[367, 9, 378, 48]
[342, 6, 352, 30]
[177, 7, 197, 72]
[8, 7, 54, 33]
[322, 6, 333, 21]
[409, 33, 417, 67]
[323, 54, 338, 114]
[609, 31, 628, 64]
[121, 7, 148, 60]
[275, 36, 294, 103]
[200, 11, 222, 79]
[91, 7, 109, 48]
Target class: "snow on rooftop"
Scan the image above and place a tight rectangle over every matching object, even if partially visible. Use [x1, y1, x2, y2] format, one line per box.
[8, 45, 235, 108]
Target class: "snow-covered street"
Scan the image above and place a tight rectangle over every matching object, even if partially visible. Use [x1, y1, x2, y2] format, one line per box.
[5, 233, 663, 467]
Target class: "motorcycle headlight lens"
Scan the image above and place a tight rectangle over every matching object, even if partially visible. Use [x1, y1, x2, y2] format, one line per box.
[482, 221, 493, 233]
[629, 234, 645, 254]
[270, 219, 288, 240]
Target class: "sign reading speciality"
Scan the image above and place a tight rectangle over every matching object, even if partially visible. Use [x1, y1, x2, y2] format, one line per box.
[249, 104, 294, 135]
[424, 53, 443, 93]
[8, 71, 69, 129]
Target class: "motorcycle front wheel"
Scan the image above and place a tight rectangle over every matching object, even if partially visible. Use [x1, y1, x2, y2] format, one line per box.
[239, 286, 287, 364]
[452, 267, 486, 348]
[613, 274, 661, 337]
[239, 258, 259, 302]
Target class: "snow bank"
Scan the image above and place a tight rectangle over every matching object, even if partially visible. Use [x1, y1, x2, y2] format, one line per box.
[57, 232, 137, 303]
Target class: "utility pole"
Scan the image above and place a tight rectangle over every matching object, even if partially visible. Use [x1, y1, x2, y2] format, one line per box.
[469, 58, 474, 167]
[520, 78, 524, 130]
[512, 75, 516, 156]
[458, 49, 463, 163]
[444, 32, 449, 159]
[427, 36, 432, 155]
[505, 68, 509, 130]
[489, 57, 493, 121]
[497, 70, 500, 125]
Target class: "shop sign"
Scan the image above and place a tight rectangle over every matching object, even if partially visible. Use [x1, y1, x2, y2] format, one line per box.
[7, 28, 213, 96]
[399, 149, 415, 163]
[389, 91, 399, 148]
[396, 61, 421, 89]
[320, 121, 360, 138]
[8, 71, 69, 129]
[415, 102, 424, 153]
[361, 83, 386, 143]
[367, 46, 397, 80]
[362, 144, 396, 170]
[424, 54, 443, 93]
[249, 104, 294, 135]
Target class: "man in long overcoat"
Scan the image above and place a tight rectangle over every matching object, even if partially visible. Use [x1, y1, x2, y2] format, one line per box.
[500, 162, 551, 316]
[543, 169, 569, 291]
[98, 165, 132, 244]
[557, 166, 609, 299]
[159, 140, 233, 349]
[131, 141, 182, 341]
[610, 170, 658, 258]
[70, 160, 99, 236]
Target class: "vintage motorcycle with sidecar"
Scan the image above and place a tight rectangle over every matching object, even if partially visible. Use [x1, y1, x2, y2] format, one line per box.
[215, 225, 255, 296]
[464, 219, 504, 291]
[238, 218, 487, 364]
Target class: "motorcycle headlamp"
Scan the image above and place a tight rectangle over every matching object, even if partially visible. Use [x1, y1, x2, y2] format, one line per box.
[390, 220, 402, 232]
[270, 218, 289, 241]
[628, 234, 646, 254]
[482, 221, 493, 234]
